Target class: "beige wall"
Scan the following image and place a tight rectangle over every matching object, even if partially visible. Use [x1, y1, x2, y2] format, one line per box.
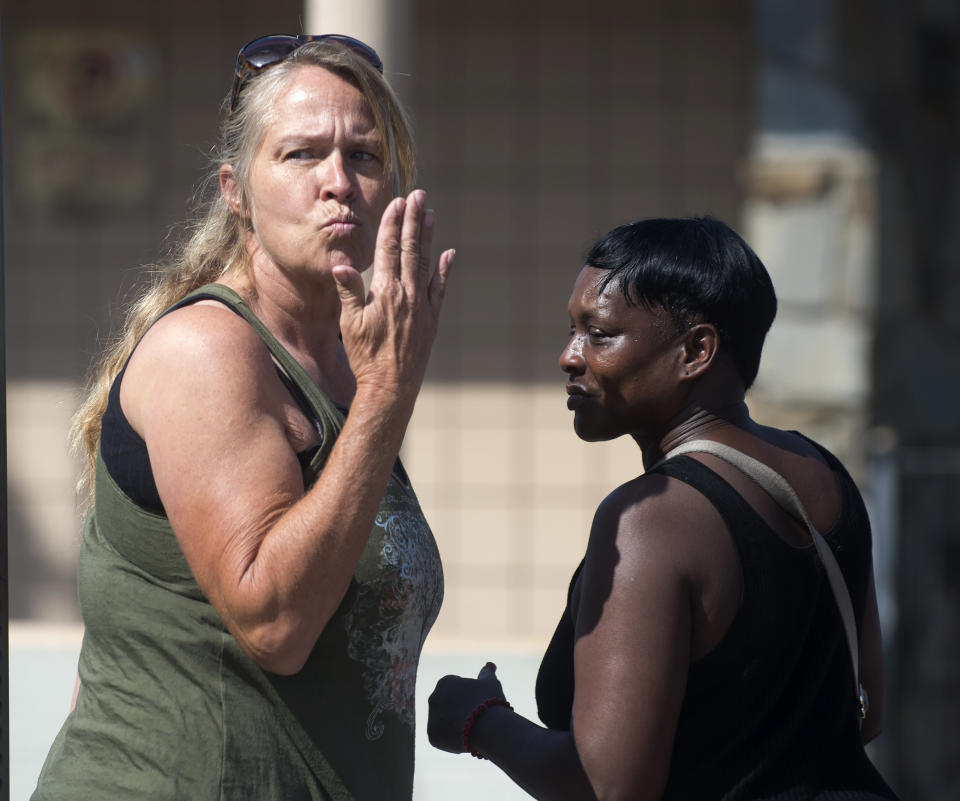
[405, 0, 755, 644]
[4, 1, 756, 646]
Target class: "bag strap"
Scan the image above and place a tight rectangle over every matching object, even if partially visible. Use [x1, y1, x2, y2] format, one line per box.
[652, 439, 867, 722]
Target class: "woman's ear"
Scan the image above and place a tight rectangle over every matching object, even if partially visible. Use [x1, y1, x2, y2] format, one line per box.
[679, 323, 719, 380]
[219, 164, 245, 218]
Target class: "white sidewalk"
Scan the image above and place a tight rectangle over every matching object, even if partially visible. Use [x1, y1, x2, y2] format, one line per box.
[10, 624, 545, 801]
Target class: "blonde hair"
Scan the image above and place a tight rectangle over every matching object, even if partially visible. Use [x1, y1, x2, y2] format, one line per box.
[71, 41, 417, 512]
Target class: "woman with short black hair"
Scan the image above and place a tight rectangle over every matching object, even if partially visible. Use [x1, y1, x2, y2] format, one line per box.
[428, 217, 897, 801]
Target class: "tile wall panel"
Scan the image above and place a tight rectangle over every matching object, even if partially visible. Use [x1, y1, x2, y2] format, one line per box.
[408, 0, 753, 642]
[5, 0, 754, 640]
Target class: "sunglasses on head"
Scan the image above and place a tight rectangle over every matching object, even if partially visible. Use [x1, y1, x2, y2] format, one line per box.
[229, 33, 384, 113]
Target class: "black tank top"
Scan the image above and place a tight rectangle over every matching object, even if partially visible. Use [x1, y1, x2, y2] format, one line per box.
[535, 439, 898, 800]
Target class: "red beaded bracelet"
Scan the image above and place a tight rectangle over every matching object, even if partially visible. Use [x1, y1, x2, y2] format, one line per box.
[462, 697, 513, 759]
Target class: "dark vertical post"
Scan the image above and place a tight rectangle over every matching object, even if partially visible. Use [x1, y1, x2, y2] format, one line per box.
[0, 13, 9, 800]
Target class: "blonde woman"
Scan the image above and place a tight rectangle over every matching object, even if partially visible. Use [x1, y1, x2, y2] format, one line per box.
[33, 35, 453, 801]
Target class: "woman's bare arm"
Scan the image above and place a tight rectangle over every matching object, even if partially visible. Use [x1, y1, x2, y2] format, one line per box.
[429, 476, 704, 801]
[859, 564, 885, 743]
[566, 479, 695, 801]
[125, 193, 452, 675]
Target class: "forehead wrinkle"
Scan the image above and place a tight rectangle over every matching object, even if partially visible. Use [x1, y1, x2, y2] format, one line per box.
[271, 126, 382, 150]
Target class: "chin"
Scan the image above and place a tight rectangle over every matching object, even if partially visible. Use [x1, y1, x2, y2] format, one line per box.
[322, 243, 373, 273]
[572, 414, 619, 443]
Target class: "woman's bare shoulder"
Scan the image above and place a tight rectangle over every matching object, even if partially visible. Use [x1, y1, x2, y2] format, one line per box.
[592, 471, 723, 549]
[121, 299, 278, 435]
[135, 299, 267, 366]
[581, 470, 731, 599]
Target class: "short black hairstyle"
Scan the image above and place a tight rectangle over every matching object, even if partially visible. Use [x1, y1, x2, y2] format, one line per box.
[587, 217, 777, 389]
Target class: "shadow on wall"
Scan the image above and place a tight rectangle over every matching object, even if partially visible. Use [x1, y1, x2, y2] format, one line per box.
[8, 483, 80, 622]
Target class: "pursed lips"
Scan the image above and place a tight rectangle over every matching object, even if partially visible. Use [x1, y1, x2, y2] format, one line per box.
[319, 211, 360, 233]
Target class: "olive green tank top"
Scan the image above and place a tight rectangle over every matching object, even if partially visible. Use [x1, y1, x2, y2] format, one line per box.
[32, 284, 444, 801]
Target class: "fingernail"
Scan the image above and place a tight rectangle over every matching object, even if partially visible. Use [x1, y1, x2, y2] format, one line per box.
[424, 209, 436, 229]
[485, 662, 496, 671]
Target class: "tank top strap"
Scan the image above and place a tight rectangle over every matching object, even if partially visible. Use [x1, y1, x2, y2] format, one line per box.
[176, 283, 346, 467]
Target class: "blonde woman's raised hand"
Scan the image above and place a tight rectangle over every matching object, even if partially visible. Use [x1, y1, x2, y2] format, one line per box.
[332, 189, 454, 403]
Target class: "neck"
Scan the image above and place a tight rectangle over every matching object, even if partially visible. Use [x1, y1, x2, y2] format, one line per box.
[636, 399, 755, 470]
[222, 254, 353, 400]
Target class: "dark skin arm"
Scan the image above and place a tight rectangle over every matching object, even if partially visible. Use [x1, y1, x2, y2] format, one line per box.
[859, 563, 885, 743]
[428, 475, 709, 801]
[429, 664, 595, 800]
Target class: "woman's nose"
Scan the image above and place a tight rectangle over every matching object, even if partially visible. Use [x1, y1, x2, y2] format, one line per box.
[559, 337, 584, 374]
[319, 152, 353, 201]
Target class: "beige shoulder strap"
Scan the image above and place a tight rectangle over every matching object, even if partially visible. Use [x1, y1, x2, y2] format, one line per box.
[654, 439, 868, 723]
